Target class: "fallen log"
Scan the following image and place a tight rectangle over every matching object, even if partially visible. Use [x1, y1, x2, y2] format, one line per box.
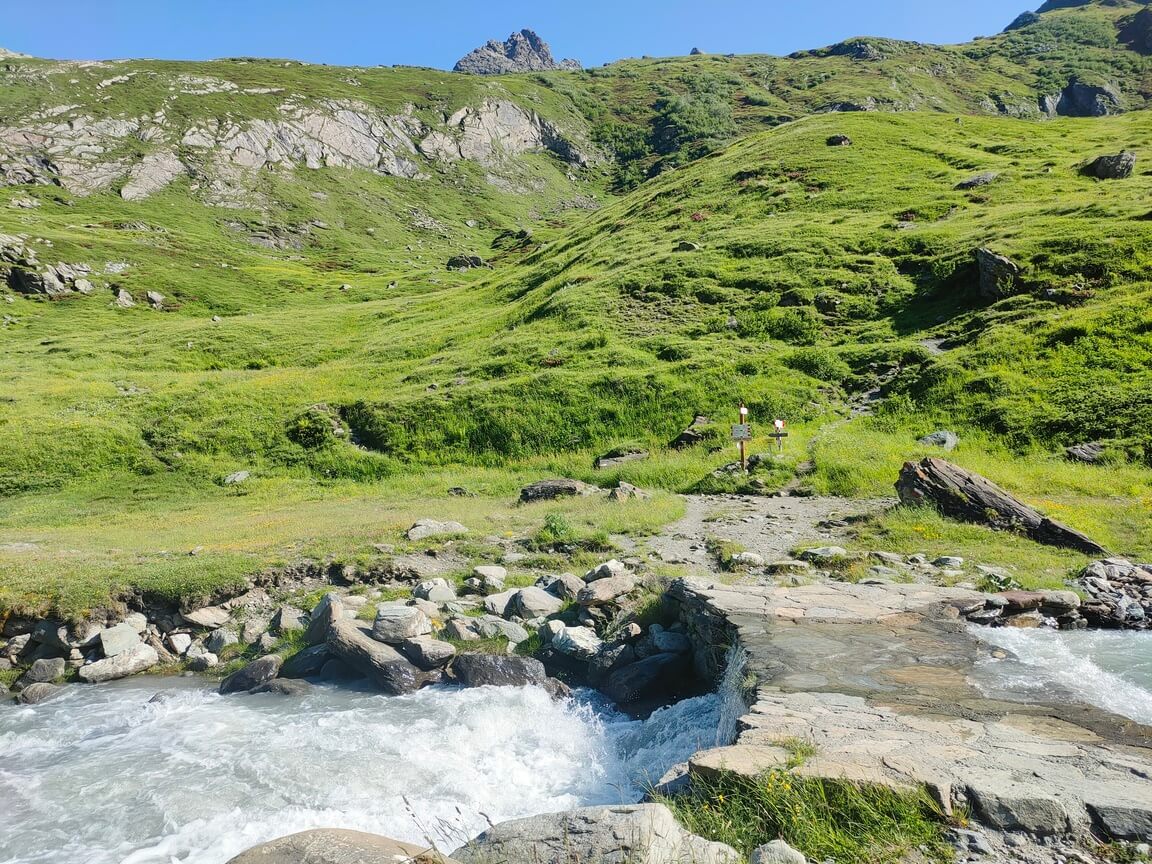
[895, 457, 1107, 555]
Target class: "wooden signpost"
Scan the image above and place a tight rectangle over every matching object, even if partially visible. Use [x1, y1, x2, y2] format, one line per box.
[733, 403, 751, 471]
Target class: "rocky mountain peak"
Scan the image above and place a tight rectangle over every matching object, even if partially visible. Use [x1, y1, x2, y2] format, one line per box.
[453, 29, 581, 75]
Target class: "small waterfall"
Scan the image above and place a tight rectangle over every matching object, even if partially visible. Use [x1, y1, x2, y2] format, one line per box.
[714, 644, 750, 746]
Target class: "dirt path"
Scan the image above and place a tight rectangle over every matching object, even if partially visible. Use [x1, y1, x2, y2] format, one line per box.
[645, 493, 891, 573]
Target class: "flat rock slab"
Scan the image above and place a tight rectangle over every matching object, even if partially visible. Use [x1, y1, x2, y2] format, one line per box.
[78, 643, 159, 683]
[673, 578, 1152, 839]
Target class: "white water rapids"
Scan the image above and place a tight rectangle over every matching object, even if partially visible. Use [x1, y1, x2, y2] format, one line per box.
[0, 678, 728, 864]
[972, 626, 1152, 725]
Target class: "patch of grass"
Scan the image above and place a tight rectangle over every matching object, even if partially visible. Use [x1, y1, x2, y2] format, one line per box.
[706, 536, 748, 572]
[663, 770, 952, 864]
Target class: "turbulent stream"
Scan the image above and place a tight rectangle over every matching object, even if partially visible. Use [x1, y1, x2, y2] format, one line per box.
[0, 678, 729, 864]
[972, 626, 1152, 725]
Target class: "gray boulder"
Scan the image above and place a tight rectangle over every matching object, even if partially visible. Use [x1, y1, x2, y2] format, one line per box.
[956, 171, 999, 190]
[451, 654, 548, 689]
[78, 643, 159, 683]
[182, 606, 231, 628]
[327, 618, 438, 695]
[520, 478, 599, 503]
[1066, 441, 1106, 464]
[305, 593, 344, 646]
[271, 605, 307, 634]
[279, 644, 331, 679]
[474, 615, 530, 643]
[227, 828, 462, 864]
[577, 574, 638, 607]
[585, 560, 628, 582]
[249, 679, 312, 697]
[206, 628, 239, 655]
[371, 605, 432, 644]
[751, 839, 807, 864]
[407, 519, 469, 541]
[21, 657, 66, 685]
[472, 565, 507, 592]
[483, 588, 519, 617]
[537, 572, 585, 600]
[398, 637, 457, 670]
[413, 579, 457, 604]
[551, 625, 604, 659]
[976, 248, 1021, 300]
[452, 804, 739, 864]
[918, 430, 959, 451]
[1083, 151, 1136, 180]
[219, 655, 283, 695]
[17, 682, 62, 705]
[99, 622, 142, 654]
[511, 586, 564, 619]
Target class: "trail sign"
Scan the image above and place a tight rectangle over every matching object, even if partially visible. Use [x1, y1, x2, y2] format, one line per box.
[731, 424, 752, 442]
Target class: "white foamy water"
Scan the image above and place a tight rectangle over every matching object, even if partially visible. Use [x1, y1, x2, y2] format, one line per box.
[972, 626, 1152, 725]
[0, 679, 723, 864]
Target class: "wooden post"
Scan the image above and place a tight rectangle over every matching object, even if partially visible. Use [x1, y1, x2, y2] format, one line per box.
[739, 402, 748, 472]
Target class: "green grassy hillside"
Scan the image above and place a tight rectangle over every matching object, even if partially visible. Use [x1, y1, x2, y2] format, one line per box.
[1, 0, 1150, 616]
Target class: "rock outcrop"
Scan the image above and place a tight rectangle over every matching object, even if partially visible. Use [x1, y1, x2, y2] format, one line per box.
[1082, 151, 1137, 179]
[453, 29, 581, 75]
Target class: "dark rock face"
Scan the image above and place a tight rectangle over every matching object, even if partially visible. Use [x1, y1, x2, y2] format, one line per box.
[451, 653, 547, 688]
[1119, 8, 1152, 55]
[446, 254, 485, 271]
[1042, 80, 1122, 117]
[826, 134, 853, 147]
[604, 652, 692, 705]
[219, 655, 283, 695]
[1005, 11, 1041, 31]
[454, 29, 581, 76]
[1082, 151, 1137, 179]
[279, 644, 331, 678]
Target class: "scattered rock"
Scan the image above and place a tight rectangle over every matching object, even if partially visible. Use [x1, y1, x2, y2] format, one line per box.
[223, 470, 250, 485]
[595, 449, 649, 469]
[1082, 151, 1136, 180]
[586, 560, 629, 582]
[166, 633, 192, 655]
[21, 657, 66, 685]
[551, 624, 604, 659]
[413, 579, 457, 604]
[483, 589, 518, 617]
[219, 655, 283, 695]
[206, 628, 238, 655]
[670, 416, 715, 450]
[446, 254, 486, 270]
[271, 605, 307, 634]
[406, 519, 469, 541]
[675, 241, 701, 252]
[1066, 441, 1106, 464]
[78, 643, 159, 683]
[826, 134, 853, 146]
[452, 804, 739, 864]
[473, 616, 529, 644]
[730, 551, 765, 568]
[800, 546, 847, 563]
[606, 482, 650, 502]
[538, 572, 585, 600]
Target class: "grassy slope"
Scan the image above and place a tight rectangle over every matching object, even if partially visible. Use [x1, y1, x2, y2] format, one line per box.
[1, 1, 1151, 615]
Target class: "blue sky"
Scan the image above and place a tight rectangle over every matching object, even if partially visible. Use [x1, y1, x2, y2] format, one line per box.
[7, 1, 1024, 68]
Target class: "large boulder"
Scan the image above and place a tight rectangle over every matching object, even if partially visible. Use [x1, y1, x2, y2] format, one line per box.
[398, 637, 457, 670]
[279, 644, 331, 679]
[511, 586, 564, 619]
[577, 574, 639, 607]
[473, 615, 529, 643]
[304, 593, 345, 646]
[451, 654, 548, 689]
[452, 804, 739, 864]
[551, 625, 604, 659]
[1044, 80, 1121, 117]
[20, 657, 65, 685]
[78, 643, 159, 684]
[219, 655, 283, 695]
[537, 572, 585, 600]
[1082, 151, 1137, 180]
[520, 478, 600, 503]
[16, 682, 62, 705]
[98, 623, 142, 658]
[407, 519, 469, 542]
[227, 828, 460, 864]
[327, 618, 438, 695]
[975, 248, 1021, 300]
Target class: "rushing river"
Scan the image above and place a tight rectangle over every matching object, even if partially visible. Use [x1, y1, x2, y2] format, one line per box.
[0, 679, 725, 864]
[972, 626, 1152, 725]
